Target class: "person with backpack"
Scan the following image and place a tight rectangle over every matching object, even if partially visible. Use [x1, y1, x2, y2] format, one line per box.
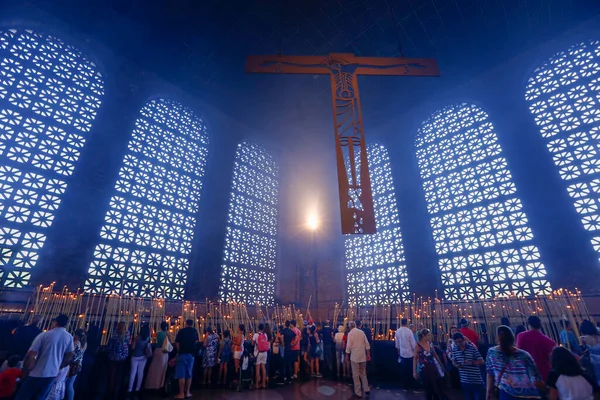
[217, 330, 232, 387]
[253, 324, 270, 389]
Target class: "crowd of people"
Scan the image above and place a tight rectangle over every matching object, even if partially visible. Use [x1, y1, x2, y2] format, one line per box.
[0, 315, 375, 399]
[3, 313, 600, 400]
[395, 316, 600, 400]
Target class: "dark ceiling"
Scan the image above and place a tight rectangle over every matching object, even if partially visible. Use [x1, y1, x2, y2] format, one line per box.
[19, 0, 600, 127]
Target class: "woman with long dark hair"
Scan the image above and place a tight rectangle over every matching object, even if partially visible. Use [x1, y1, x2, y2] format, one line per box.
[146, 321, 172, 391]
[486, 325, 544, 400]
[580, 319, 600, 387]
[128, 324, 151, 395]
[413, 328, 448, 400]
[65, 328, 87, 400]
[546, 346, 599, 400]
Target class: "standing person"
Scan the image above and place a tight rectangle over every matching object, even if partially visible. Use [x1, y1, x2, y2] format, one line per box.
[560, 320, 584, 356]
[64, 329, 86, 400]
[174, 319, 198, 400]
[451, 332, 484, 400]
[409, 324, 418, 342]
[342, 325, 350, 378]
[334, 326, 345, 379]
[202, 326, 218, 387]
[516, 316, 556, 381]
[446, 326, 461, 389]
[128, 324, 151, 396]
[395, 318, 417, 391]
[580, 319, 600, 386]
[217, 330, 232, 387]
[145, 321, 171, 391]
[10, 315, 42, 359]
[232, 324, 245, 375]
[0, 356, 23, 399]
[105, 321, 130, 399]
[271, 326, 284, 383]
[546, 346, 599, 400]
[413, 328, 447, 400]
[16, 314, 74, 400]
[75, 324, 100, 400]
[321, 321, 335, 377]
[281, 321, 296, 384]
[486, 325, 544, 400]
[290, 320, 301, 379]
[308, 325, 322, 378]
[252, 324, 269, 389]
[346, 321, 371, 398]
[459, 319, 480, 345]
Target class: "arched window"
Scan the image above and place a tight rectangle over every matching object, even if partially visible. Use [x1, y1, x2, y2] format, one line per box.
[345, 144, 409, 305]
[416, 104, 550, 300]
[84, 99, 209, 299]
[219, 142, 278, 305]
[526, 40, 600, 259]
[0, 29, 104, 288]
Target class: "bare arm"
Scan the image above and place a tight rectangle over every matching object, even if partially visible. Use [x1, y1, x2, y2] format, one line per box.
[548, 388, 558, 400]
[486, 374, 495, 400]
[22, 350, 38, 373]
[60, 351, 74, 369]
[413, 351, 419, 378]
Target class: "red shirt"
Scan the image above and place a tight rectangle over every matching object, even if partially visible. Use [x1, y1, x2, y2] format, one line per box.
[516, 329, 556, 380]
[459, 327, 479, 344]
[291, 327, 301, 351]
[0, 367, 23, 397]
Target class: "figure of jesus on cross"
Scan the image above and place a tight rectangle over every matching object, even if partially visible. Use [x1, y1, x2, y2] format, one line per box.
[246, 53, 439, 234]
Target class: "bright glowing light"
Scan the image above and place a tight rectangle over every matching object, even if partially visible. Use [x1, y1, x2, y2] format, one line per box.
[307, 214, 319, 231]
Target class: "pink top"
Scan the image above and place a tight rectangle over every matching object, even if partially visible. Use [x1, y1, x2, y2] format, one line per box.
[516, 330, 556, 380]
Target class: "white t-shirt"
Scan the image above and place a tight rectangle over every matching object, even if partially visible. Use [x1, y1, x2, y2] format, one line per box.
[29, 327, 74, 378]
[547, 370, 597, 400]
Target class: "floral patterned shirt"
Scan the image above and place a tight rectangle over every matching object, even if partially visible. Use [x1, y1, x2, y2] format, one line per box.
[107, 331, 130, 361]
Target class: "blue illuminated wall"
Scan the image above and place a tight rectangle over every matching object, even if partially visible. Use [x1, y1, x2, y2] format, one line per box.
[526, 40, 600, 262]
[84, 99, 209, 299]
[344, 144, 409, 305]
[0, 29, 104, 288]
[219, 142, 278, 305]
[416, 104, 551, 300]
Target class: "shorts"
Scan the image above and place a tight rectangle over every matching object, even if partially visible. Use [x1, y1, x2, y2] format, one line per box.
[175, 353, 195, 379]
[290, 350, 299, 362]
[233, 350, 242, 360]
[256, 352, 267, 365]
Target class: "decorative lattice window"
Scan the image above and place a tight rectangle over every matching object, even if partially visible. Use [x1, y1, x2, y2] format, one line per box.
[84, 99, 208, 299]
[344, 144, 409, 305]
[0, 29, 104, 287]
[526, 40, 600, 260]
[416, 103, 550, 300]
[219, 142, 278, 305]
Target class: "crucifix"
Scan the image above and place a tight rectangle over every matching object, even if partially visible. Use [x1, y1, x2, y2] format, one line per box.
[246, 53, 439, 234]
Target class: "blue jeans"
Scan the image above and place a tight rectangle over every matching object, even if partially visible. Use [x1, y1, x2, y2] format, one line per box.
[65, 374, 77, 400]
[14, 376, 55, 400]
[462, 383, 485, 400]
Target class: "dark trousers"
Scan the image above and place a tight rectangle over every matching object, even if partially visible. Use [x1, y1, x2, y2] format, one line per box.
[462, 383, 485, 400]
[324, 344, 335, 376]
[14, 376, 54, 400]
[400, 356, 416, 389]
[283, 348, 293, 381]
[421, 363, 447, 400]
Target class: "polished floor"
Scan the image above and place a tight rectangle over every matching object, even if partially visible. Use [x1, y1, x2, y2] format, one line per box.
[151, 379, 461, 399]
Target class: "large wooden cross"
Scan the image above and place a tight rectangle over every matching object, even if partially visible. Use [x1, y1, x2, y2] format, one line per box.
[246, 53, 439, 234]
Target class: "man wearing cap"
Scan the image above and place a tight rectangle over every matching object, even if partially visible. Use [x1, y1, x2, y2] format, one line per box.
[16, 314, 74, 400]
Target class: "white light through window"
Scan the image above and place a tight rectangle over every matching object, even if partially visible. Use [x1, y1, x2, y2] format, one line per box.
[344, 144, 409, 306]
[0, 29, 104, 287]
[219, 142, 278, 305]
[526, 40, 600, 260]
[84, 99, 209, 299]
[416, 104, 550, 300]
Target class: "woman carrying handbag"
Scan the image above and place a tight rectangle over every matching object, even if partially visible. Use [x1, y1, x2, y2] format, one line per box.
[146, 322, 173, 391]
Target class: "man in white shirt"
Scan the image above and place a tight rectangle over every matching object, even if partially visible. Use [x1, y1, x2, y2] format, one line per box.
[345, 320, 370, 398]
[16, 314, 74, 400]
[395, 318, 417, 390]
